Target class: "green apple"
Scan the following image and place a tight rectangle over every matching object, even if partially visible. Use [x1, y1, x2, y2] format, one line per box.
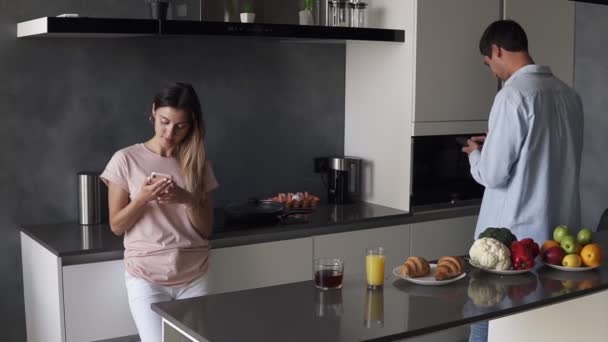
[560, 235, 581, 255]
[577, 228, 592, 245]
[553, 225, 570, 243]
[562, 254, 582, 267]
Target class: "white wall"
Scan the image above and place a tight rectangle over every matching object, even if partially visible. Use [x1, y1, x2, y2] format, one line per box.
[345, 0, 416, 211]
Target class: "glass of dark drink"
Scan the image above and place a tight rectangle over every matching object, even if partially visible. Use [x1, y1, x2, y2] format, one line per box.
[314, 258, 344, 290]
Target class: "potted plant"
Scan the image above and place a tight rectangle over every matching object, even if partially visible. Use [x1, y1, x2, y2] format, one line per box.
[240, 2, 256, 23]
[148, 0, 171, 20]
[299, 0, 314, 25]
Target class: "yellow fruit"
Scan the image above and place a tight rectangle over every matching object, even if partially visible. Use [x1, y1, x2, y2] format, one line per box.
[580, 243, 602, 267]
[561, 280, 576, 289]
[562, 254, 582, 267]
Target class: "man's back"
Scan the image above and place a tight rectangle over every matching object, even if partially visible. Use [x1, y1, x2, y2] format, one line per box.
[470, 65, 583, 243]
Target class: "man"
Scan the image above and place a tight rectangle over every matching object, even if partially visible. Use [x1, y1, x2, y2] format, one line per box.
[464, 20, 583, 245]
[463, 20, 584, 341]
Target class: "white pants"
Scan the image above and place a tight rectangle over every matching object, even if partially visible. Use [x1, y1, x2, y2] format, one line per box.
[125, 272, 209, 342]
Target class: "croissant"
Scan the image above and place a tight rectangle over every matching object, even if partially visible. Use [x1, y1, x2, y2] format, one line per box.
[435, 256, 465, 281]
[401, 256, 431, 278]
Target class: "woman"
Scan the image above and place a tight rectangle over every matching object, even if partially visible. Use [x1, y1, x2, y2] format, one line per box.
[101, 82, 218, 342]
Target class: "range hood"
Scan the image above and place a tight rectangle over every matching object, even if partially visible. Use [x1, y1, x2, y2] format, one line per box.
[17, 17, 405, 43]
[570, 0, 608, 5]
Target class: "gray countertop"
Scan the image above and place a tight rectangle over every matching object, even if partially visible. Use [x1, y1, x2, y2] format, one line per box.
[152, 231, 608, 342]
[20, 202, 480, 265]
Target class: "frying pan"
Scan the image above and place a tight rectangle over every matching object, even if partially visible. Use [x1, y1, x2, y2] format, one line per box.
[224, 198, 313, 224]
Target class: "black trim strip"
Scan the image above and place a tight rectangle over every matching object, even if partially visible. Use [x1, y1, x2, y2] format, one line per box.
[46, 17, 158, 35]
[570, 0, 608, 5]
[164, 20, 405, 42]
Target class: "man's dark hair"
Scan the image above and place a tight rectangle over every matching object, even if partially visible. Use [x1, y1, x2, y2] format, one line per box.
[479, 20, 528, 57]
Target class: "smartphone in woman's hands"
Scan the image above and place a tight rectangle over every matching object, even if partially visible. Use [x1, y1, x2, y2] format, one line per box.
[150, 172, 173, 183]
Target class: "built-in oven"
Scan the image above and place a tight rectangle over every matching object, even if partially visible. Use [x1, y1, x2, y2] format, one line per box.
[410, 134, 485, 211]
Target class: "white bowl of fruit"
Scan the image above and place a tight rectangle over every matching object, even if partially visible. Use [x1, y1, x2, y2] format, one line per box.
[541, 226, 603, 272]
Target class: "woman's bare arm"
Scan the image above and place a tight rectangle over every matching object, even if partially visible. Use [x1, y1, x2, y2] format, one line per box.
[107, 178, 172, 236]
[186, 194, 214, 239]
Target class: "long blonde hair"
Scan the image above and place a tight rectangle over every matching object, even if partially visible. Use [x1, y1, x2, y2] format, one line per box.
[153, 82, 208, 207]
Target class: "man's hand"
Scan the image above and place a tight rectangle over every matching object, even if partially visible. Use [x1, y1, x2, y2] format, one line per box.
[462, 135, 486, 155]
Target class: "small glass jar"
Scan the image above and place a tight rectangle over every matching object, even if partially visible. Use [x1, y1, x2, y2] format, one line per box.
[328, 1, 338, 26]
[348, 2, 368, 28]
[329, 0, 348, 27]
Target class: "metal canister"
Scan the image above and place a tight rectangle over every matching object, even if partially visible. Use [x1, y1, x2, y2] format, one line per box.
[77, 171, 102, 225]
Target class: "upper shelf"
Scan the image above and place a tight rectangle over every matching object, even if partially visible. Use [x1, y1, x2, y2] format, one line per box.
[17, 17, 405, 42]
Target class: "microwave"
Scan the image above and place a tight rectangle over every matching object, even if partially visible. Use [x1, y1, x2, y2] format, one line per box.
[410, 134, 485, 211]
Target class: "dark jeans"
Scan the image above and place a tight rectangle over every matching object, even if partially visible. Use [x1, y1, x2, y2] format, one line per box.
[469, 321, 488, 342]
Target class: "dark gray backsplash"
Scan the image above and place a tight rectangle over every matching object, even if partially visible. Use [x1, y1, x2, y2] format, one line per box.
[0, 1, 343, 340]
[575, 3, 608, 230]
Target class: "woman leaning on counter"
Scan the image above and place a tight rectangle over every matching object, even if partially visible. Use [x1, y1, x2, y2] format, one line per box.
[101, 82, 218, 342]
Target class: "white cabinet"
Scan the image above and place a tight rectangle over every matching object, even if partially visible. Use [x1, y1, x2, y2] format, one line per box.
[21, 233, 64, 342]
[21, 233, 136, 342]
[62, 261, 136, 342]
[503, 0, 575, 86]
[414, 0, 499, 124]
[488, 290, 608, 342]
[345, 0, 415, 211]
[410, 215, 478, 260]
[345, 0, 499, 210]
[313, 224, 411, 276]
[207, 237, 313, 295]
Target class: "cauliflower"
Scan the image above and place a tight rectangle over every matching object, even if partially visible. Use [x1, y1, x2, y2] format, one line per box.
[467, 278, 506, 307]
[469, 237, 511, 270]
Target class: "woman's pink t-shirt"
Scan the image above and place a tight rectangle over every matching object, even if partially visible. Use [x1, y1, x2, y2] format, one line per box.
[101, 143, 219, 286]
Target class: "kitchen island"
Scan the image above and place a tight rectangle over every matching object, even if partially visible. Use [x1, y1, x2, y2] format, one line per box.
[152, 231, 608, 342]
[20, 202, 479, 342]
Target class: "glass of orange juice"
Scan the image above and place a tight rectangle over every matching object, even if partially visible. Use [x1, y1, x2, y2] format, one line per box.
[366, 247, 385, 288]
[364, 286, 384, 328]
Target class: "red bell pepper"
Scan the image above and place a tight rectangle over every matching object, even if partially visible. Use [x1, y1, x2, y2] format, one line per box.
[510, 241, 535, 270]
[519, 238, 540, 259]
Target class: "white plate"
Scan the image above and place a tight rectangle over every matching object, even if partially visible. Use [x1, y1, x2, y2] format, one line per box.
[392, 264, 466, 286]
[544, 263, 600, 272]
[468, 259, 532, 275]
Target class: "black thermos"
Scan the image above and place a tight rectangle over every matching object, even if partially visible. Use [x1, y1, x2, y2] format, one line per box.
[327, 157, 362, 204]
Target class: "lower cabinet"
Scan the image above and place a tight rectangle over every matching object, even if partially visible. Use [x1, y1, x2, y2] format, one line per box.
[62, 261, 136, 342]
[207, 237, 313, 295]
[21, 233, 64, 342]
[410, 215, 478, 261]
[313, 224, 412, 276]
[21, 233, 137, 342]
